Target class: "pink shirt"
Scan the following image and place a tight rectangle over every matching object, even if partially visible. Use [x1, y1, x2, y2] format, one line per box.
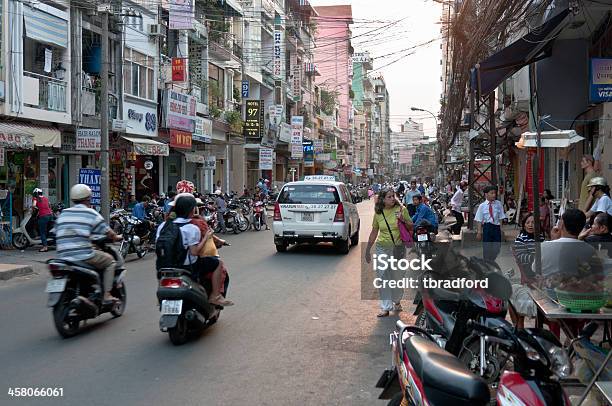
[34, 196, 53, 217]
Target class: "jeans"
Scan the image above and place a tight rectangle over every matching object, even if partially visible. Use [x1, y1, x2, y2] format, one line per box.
[450, 210, 464, 235]
[217, 211, 227, 232]
[38, 215, 53, 246]
[482, 223, 502, 262]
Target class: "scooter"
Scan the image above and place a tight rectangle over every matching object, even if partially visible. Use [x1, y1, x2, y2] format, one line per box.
[45, 238, 127, 338]
[377, 319, 572, 405]
[12, 203, 64, 250]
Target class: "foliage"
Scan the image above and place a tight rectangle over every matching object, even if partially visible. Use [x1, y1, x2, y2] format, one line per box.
[210, 105, 221, 118]
[233, 86, 241, 102]
[225, 110, 243, 134]
[349, 88, 355, 100]
[320, 89, 338, 116]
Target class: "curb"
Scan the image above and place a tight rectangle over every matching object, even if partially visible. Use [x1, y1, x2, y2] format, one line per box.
[0, 264, 34, 281]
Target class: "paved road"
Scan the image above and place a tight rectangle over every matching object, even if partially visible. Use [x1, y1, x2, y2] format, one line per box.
[1, 201, 403, 406]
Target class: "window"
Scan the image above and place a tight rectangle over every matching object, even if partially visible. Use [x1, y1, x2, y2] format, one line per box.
[124, 47, 155, 100]
[208, 62, 225, 108]
[277, 185, 340, 204]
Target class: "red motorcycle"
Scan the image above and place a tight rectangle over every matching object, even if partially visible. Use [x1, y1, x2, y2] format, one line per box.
[252, 200, 266, 231]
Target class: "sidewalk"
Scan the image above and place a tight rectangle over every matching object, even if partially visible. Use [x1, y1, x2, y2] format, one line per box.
[0, 247, 55, 280]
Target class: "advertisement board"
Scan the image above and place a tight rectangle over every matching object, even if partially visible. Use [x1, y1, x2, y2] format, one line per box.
[164, 89, 197, 133]
[193, 117, 212, 143]
[259, 147, 274, 170]
[172, 58, 187, 82]
[244, 100, 263, 137]
[78, 168, 101, 208]
[76, 128, 101, 151]
[279, 123, 292, 143]
[273, 30, 283, 79]
[590, 58, 612, 103]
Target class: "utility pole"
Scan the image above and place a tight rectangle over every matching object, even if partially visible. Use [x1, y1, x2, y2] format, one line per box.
[529, 63, 542, 275]
[100, 10, 110, 221]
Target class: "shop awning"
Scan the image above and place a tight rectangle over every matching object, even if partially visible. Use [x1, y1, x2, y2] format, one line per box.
[121, 136, 169, 156]
[516, 130, 584, 148]
[0, 122, 60, 148]
[24, 6, 68, 49]
[475, 9, 570, 96]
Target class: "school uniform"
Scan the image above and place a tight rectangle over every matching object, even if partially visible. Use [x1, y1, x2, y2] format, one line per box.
[475, 199, 506, 262]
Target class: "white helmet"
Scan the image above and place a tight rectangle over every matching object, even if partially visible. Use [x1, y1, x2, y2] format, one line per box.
[214, 189, 222, 196]
[70, 184, 92, 201]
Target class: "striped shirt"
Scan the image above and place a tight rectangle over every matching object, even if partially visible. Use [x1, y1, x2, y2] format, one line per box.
[55, 204, 110, 261]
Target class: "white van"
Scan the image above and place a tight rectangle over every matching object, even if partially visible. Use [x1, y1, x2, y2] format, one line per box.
[272, 176, 361, 254]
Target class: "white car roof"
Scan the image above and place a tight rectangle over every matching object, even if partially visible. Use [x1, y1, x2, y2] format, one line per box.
[282, 180, 345, 187]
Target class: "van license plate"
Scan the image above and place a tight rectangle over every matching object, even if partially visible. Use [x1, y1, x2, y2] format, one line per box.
[161, 300, 183, 315]
[301, 212, 314, 222]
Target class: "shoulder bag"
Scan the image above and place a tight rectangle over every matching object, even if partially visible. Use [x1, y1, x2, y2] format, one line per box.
[381, 209, 406, 259]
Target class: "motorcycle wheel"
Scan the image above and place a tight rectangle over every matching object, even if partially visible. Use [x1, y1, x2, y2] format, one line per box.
[253, 216, 261, 231]
[168, 316, 189, 346]
[110, 284, 127, 317]
[120, 242, 129, 259]
[12, 232, 29, 250]
[237, 216, 250, 232]
[213, 222, 222, 234]
[458, 337, 507, 387]
[53, 292, 80, 338]
[136, 247, 147, 259]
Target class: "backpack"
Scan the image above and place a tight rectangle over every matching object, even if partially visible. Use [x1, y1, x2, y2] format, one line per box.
[155, 221, 190, 273]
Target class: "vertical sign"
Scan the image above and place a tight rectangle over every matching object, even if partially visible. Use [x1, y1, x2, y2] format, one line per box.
[172, 58, 187, 82]
[313, 139, 324, 153]
[244, 100, 262, 137]
[292, 57, 301, 102]
[169, 0, 194, 30]
[0, 147, 4, 166]
[241, 80, 249, 98]
[79, 168, 101, 208]
[259, 147, 274, 170]
[290, 116, 303, 145]
[273, 29, 283, 79]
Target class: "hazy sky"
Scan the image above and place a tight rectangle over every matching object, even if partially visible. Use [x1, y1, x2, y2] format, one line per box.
[311, 0, 442, 137]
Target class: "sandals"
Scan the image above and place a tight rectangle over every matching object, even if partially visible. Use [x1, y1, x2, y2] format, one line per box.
[377, 311, 390, 317]
[209, 295, 234, 307]
[393, 303, 403, 312]
[39, 247, 49, 252]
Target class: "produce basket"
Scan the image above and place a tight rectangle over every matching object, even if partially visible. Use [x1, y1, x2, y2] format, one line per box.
[554, 289, 608, 313]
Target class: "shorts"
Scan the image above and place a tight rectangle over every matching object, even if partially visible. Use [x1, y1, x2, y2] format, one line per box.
[195, 256, 220, 274]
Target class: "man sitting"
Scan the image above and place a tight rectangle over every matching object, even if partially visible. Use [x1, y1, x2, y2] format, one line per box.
[411, 194, 438, 233]
[132, 196, 150, 220]
[579, 212, 612, 258]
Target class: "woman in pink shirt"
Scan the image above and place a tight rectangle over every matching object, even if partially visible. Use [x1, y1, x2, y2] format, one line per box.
[32, 188, 53, 252]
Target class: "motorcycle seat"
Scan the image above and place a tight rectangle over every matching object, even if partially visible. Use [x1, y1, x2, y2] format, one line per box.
[430, 287, 461, 301]
[50, 259, 98, 271]
[404, 336, 490, 404]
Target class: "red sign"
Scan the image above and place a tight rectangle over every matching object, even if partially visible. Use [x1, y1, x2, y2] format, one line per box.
[172, 58, 187, 82]
[170, 129, 192, 150]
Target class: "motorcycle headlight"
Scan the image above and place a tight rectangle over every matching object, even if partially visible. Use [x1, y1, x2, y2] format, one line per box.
[518, 338, 541, 361]
[541, 340, 572, 378]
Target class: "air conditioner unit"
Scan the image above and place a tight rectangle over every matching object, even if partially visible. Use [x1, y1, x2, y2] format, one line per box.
[148, 24, 162, 36]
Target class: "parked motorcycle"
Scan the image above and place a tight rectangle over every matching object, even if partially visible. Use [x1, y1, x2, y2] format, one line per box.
[252, 200, 267, 231]
[118, 215, 151, 259]
[45, 238, 127, 338]
[377, 318, 572, 405]
[430, 195, 445, 224]
[12, 203, 64, 250]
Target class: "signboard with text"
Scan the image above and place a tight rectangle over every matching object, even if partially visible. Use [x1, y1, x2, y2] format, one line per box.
[273, 29, 283, 79]
[279, 123, 292, 143]
[241, 80, 249, 98]
[76, 128, 101, 151]
[172, 58, 187, 82]
[259, 147, 273, 170]
[290, 116, 303, 145]
[79, 168, 101, 208]
[170, 129, 193, 149]
[291, 144, 303, 159]
[164, 89, 197, 132]
[244, 100, 263, 137]
[193, 117, 212, 143]
[590, 58, 612, 102]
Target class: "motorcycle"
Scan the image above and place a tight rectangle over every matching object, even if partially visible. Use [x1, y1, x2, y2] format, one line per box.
[216, 200, 249, 234]
[413, 220, 437, 259]
[118, 215, 151, 259]
[377, 318, 572, 405]
[413, 252, 513, 384]
[252, 200, 267, 231]
[430, 196, 445, 224]
[12, 203, 64, 250]
[45, 238, 127, 338]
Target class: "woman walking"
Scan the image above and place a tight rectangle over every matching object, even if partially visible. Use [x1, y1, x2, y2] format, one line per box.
[31, 188, 53, 252]
[366, 188, 413, 317]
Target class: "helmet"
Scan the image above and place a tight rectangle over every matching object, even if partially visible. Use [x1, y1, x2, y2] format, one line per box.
[70, 184, 92, 201]
[32, 188, 43, 197]
[214, 190, 222, 196]
[587, 177, 608, 188]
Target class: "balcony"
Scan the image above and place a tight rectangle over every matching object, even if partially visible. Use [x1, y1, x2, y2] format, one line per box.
[232, 43, 243, 59]
[81, 86, 118, 124]
[23, 71, 67, 112]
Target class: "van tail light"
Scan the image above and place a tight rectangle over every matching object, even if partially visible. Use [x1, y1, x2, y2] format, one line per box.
[334, 203, 345, 222]
[273, 202, 282, 221]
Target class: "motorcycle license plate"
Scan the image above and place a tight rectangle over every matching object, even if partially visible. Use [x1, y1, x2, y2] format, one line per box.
[45, 278, 67, 293]
[417, 234, 428, 242]
[161, 300, 183, 315]
[301, 212, 314, 222]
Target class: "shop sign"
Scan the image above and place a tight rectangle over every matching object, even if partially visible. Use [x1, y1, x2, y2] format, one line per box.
[170, 129, 192, 149]
[184, 152, 205, 164]
[269, 104, 283, 126]
[292, 62, 301, 102]
[259, 147, 273, 170]
[133, 143, 169, 156]
[192, 117, 212, 143]
[172, 58, 188, 82]
[169, 0, 194, 30]
[0, 132, 34, 149]
[112, 119, 128, 132]
[76, 128, 101, 151]
[61, 133, 76, 152]
[279, 123, 292, 143]
[590, 58, 612, 102]
[260, 130, 277, 149]
[0, 147, 4, 166]
[316, 153, 331, 162]
[290, 116, 303, 145]
[124, 102, 157, 136]
[244, 100, 264, 138]
[144, 160, 154, 170]
[203, 155, 216, 169]
[291, 144, 303, 159]
[78, 168, 101, 208]
[274, 30, 283, 79]
[352, 52, 371, 63]
[313, 139, 324, 153]
[241, 80, 249, 98]
[164, 89, 197, 132]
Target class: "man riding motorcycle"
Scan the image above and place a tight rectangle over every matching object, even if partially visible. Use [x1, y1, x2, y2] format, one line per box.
[411, 194, 438, 234]
[54, 184, 123, 304]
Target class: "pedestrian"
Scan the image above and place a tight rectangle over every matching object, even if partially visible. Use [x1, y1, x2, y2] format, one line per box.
[31, 188, 53, 252]
[579, 212, 612, 257]
[579, 155, 597, 212]
[365, 187, 413, 317]
[164, 191, 176, 214]
[216, 180, 222, 192]
[449, 181, 467, 235]
[214, 190, 228, 233]
[585, 177, 612, 223]
[403, 179, 421, 216]
[539, 197, 551, 239]
[475, 185, 506, 262]
[127, 195, 137, 210]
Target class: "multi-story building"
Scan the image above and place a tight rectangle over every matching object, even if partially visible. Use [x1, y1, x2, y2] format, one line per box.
[391, 120, 426, 178]
[371, 73, 391, 182]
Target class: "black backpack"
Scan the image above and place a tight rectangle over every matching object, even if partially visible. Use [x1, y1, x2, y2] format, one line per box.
[155, 221, 190, 273]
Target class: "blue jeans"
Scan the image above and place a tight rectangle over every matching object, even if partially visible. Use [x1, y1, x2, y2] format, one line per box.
[482, 223, 501, 262]
[38, 215, 53, 246]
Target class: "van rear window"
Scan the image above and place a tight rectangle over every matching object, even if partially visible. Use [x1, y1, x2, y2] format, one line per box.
[277, 185, 340, 204]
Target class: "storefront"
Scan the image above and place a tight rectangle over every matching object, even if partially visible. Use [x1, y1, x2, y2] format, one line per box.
[118, 136, 169, 202]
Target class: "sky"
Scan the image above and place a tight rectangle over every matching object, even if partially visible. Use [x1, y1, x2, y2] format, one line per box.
[311, 0, 442, 137]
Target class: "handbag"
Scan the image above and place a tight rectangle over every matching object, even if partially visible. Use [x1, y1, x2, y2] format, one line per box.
[396, 206, 413, 248]
[382, 209, 406, 259]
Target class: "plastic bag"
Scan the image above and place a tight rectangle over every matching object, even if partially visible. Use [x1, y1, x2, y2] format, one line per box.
[510, 284, 536, 317]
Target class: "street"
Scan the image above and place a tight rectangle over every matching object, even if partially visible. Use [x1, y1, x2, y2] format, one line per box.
[0, 201, 401, 406]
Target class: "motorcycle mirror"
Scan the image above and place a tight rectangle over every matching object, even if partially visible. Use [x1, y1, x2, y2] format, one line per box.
[484, 272, 512, 301]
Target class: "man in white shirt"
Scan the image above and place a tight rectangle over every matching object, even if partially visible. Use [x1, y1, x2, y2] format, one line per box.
[537, 209, 602, 278]
[585, 177, 612, 222]
[475, 185, 507, 262]
[449, 181, 467, 235]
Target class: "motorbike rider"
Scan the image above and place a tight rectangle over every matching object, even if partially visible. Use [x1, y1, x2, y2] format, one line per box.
[403, 180, 421, 217]
[132, 196, 150, 220]
[411, 194, 438, 233]
[254, 186, 270, 230]
[32, 188, 54, 252]
[55, 184, 123, 304]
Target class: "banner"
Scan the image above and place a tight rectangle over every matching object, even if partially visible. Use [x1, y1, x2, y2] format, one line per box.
[76, 128, 101, 151]
[193, 117, 212, 143]
[290, 116, 303, 145]
[78, 168, 101, 208]
[279, 123, 292, 143]
[259, 147, 273, 170]
[273, 29, 283, 79]
[291, 144, 303, 159]
[170, 129, 192, 149]
[172, 58, 187, 82]
[313, 139, 324, 153]
[244, 100, 263, 137]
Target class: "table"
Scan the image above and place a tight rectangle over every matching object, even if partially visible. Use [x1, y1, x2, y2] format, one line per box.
[595, 381, 612, 404]
[529, 289, 612, 343]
